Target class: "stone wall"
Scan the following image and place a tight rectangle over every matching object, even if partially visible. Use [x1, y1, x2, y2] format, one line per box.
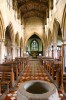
[24, 17, 44, 42]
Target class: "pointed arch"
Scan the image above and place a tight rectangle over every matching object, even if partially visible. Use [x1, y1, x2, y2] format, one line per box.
[5, 23, 15, 59]
[0, 11, 5, 39]
[8, 22, 14, 43]
[62, 4, 66, 38]
[25, 32, 44, 47]
[15, 32, 20, 46]
[53, 19, 60, 35]
[5, 22, 15, 46]
[53, 18, 62, 42]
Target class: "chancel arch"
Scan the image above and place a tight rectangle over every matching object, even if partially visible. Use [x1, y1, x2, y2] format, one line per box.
[26, 34, 43, 58]
[25, 32, 44, 53]
[25, 32, 44, 46]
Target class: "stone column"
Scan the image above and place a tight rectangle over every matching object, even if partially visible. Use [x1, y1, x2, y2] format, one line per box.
[11, 44, 16, 59]
[45, 48, 48, 57]
[21, 48, 23, 57]
[18, 47, 20, 57]
[48, 46, 51, 57]
[43, 45, 45, 56]
[52, 45, 54, 58]
[48, 46, 52, 57]
[0, 39, 5, 63]
[15, 46, 20, 58]
[53, 43, 57, 59]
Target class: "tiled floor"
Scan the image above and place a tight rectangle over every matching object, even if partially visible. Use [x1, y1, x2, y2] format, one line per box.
[4, 59, 64, 100]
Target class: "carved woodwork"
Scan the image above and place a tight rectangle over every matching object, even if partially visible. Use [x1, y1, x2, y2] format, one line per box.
[12, 0, 50, 20]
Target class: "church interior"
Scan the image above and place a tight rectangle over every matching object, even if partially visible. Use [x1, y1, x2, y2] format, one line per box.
[0, 0, 66, 100]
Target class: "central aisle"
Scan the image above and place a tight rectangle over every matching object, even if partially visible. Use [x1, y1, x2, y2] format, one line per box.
[20, 59, 51, 82]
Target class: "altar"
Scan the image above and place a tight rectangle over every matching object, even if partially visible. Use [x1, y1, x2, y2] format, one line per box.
[31, 51, 38, 58]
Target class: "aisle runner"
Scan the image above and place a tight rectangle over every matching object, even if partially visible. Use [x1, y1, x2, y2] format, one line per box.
[4, 59, 63, 100]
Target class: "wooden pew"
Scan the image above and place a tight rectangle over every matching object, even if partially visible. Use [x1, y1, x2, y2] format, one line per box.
[0, 72, 10, 94]
[53, 61, 61, 87]
[15, 60, 23, 74]
[63, 74, 66, 92]
[0, 72, 2, 81]
[44, 59, 61, 88]
[0, 66, 14, 87]
[1, 61, 19, 80]
[38, 56, 63, 89]
[15, 57, 29, 71]
[0, 72, 3, 93]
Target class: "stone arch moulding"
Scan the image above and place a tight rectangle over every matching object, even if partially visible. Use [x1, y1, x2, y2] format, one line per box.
[5, 22, 14, 45]
[62, 4, 66, 39]
[0, 11, 5, 39]
[15, 32, 20, 47]
[6, 22, 15, 44]
[25, 32, 44, 48]
[53, 18, 61, 42]
[20, 37, 23, 48]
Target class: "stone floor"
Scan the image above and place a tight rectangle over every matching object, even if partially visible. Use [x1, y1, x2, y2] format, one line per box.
[0, 59, 65, 100]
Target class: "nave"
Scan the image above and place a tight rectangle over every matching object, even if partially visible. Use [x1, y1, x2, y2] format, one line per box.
[2, 58, 63, 100]
[0, 0, 66, 100]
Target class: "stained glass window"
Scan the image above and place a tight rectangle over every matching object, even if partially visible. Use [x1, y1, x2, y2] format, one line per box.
[31, 40, 38, 51]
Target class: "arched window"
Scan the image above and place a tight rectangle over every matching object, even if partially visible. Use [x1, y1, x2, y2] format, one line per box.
[31, 40, 39, 51]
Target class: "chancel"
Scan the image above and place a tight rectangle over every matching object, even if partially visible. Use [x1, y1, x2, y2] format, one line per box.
[0, 0, 66, 100]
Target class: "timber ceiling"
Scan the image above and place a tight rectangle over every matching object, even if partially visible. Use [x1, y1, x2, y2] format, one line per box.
[13, 0, 50, 20]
